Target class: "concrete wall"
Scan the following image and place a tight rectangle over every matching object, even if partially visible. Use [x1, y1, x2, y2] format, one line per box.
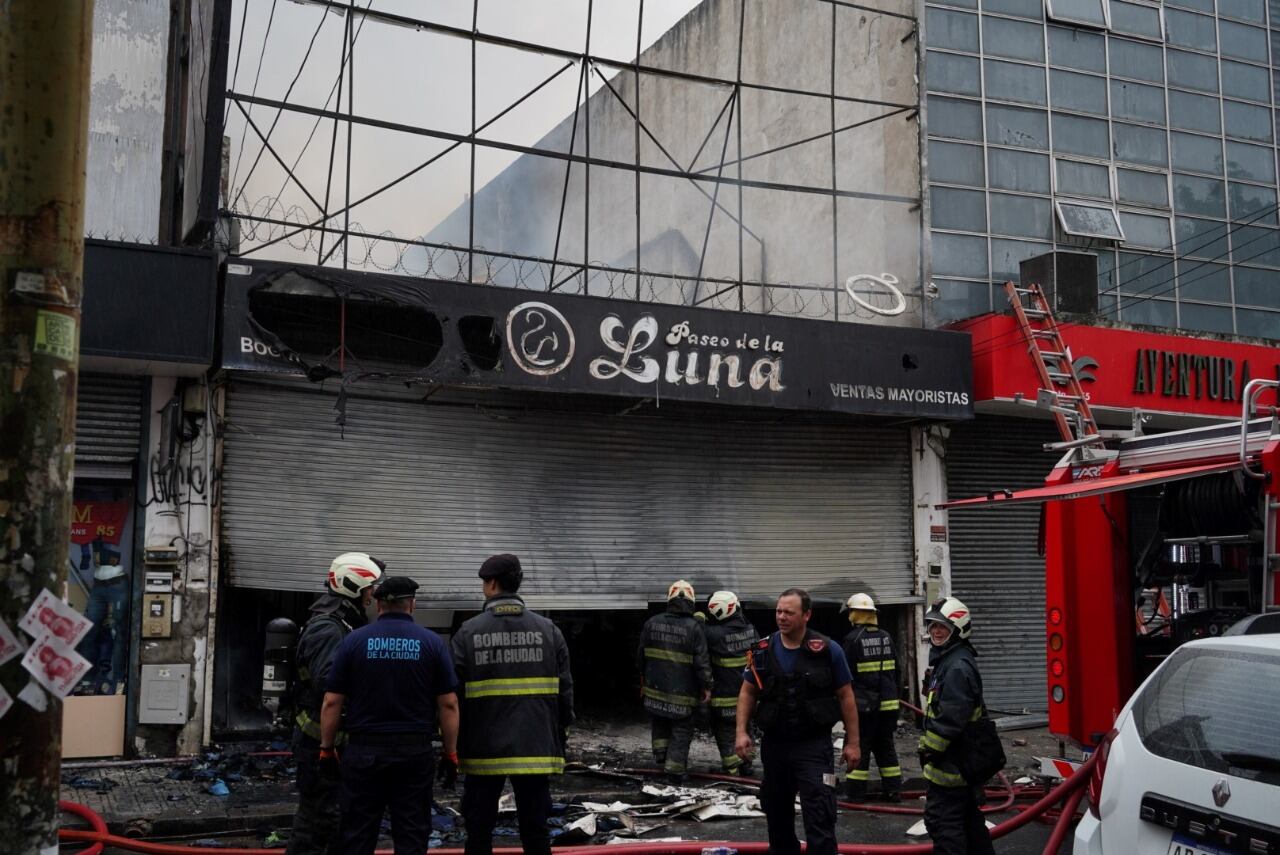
[86, 0, 170, 243]
[425, 0, 923, 325]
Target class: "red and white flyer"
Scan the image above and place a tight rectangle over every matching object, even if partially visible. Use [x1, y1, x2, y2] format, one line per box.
[19, 588, 91, 648]
[21, 634, 91, 699]
[0, 618, 25, 667]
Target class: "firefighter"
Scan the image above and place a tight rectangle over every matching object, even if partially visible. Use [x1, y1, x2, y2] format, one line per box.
[286, 552, 385, 855]
[451, 554, 574, 855]
[320, 576, 460, 855]
[840, 592, 902, 801]
[919, 597, 995, 855]
[735, 588, 861, 855]
[637, 579, 712, 781]
[701, 590, 758, 775]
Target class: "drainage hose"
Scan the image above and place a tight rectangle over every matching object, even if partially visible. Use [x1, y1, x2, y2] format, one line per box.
[59, 751, 1095, 855]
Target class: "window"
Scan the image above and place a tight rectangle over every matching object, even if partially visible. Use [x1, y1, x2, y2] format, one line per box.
[1228, 182, 1278, 224]
[1218, 0, 1265, 23]
[982, 0, 1043, 18]
[986, 60, 1048, 105]
[1236, 308, 1280, 338]
[931, 187, 988, 231]
[1056, 200, 1124, 239]
[1110, 1, 1163, 39]
[984, 17, 1046, 62]
[1171, 133, 1224, 175]
[1109, 38, 1164, 83]
[1057, 159, 1113, 199]
[1111, 80, 1166, 124]
[991, 238, 1053, 279]
[1168, 91, 1222, 135]
[1234, 267, 1280, 307]
[1225, 141, 1276, 184]
[1117, 168, 1170, 207]
[932, 232, 989, 277]
[1167, 50, 1219, 93]
[1177, 260, 1232, 302]
[991, 193, 1054, 238]
[1120, 211, 1173, 247]
[1232, 225, 1280, 267]
[1164, 9, 1217, 52]
[1221, 61, 1270, 103]
[1176, 216, 1230, 259]
[929, 97, 984, 141]
[1051, 70, 1108, 114]
[1118, 250, 1174, 293]
[929, 140, 985, 186]
[1173, 174, 1226, 218]
[1114, 123, 1169, 167]
[1165, 0, 1212, 10]
[1053, 113, 1109, 158]
[927, 52, 981, 96]
[927, 8, 980, 52]
[1047, 25, 1106, 72]
[1046, 0, 1109, 29]
[1124, 297, 1178, 326]
[930, 0, 978, 9]
[1219, 21, 1269, 63]
[932, 279, 992, 322]
[1223, 101, 1273, 143]
[989, 148, 1052, 192]
[1180, 302, 1236, 333]
[987, 105, 1049, 150]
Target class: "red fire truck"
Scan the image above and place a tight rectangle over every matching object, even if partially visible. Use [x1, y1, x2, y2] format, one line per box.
[945, 284, 1280, 749]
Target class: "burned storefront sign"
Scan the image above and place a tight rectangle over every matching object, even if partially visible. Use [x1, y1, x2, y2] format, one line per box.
[221, 261, 973, 420]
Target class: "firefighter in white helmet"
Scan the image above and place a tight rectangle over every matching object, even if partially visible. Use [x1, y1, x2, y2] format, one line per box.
[287, 552, 385, 855]
[701, 591, 758, 774]
[840, 592, 902, 801]
[920, 597, 998, 855]
[636, 580, 712, 781]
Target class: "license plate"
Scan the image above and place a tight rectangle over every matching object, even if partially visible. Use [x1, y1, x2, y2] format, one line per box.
[1168, 835, 1236, 855]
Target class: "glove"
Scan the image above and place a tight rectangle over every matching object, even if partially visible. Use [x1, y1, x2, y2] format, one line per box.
[438, 751, 459, 791]
[318, 746, 340, 780]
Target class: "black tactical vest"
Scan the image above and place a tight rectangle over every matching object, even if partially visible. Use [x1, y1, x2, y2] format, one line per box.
[751, 630, 841, 737]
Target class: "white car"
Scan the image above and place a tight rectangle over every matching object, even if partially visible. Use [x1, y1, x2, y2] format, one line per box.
[1073, 633, 1280, 855]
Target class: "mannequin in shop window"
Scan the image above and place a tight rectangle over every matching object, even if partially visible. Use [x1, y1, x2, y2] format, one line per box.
[76, 541, 129, 695]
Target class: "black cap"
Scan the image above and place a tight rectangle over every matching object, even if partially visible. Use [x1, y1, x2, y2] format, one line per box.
[479, 553, 521, 580]
[374, 575, 419, 601]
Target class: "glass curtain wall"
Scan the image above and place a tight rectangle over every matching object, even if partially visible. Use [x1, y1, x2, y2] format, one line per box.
[925, 0, 1280, 339]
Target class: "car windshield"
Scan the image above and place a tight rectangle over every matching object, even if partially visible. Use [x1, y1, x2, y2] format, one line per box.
[1133, 645, 1280, 787]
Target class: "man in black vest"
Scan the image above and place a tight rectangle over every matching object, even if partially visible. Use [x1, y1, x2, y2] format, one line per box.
[637, 579, 712, 781]
[702, 590, 758, 775]
[451, 554, 574, 855]
[735, 588, 861, 855]
[287, 552, 385, 855]
[840, 592, 902, 801]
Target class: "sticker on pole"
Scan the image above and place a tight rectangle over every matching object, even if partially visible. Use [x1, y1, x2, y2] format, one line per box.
[21, 634, 91, 698]
[0, 618, 26, 666]
[34, 309, 77, 361]
[19, 589, 91, 648]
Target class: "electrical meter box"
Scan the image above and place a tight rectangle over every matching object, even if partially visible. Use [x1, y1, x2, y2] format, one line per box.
[143, 594, 172, 638]
[138, 664, 190, 724]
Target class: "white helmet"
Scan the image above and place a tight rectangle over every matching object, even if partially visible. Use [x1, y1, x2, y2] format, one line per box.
[924, 597, 972, 640]
[707, 590, 740, 620]
[842, 592, 877, 614]
[327, 552, 386, 599]
[667, 579, 696, 602]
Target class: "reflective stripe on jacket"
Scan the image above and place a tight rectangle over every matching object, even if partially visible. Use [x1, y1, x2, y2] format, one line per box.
[702, 613, 758, 720]
[637, 609, 711, 718]
[841, 625, 900, 714]
[920, 641, 984, 788]
[452, 594, 574, 776]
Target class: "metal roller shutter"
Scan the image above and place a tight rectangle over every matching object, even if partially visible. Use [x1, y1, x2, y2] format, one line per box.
[947, 415, 1060, 713]
[75, 373, 145, 466]
[221, 382, 914, 610]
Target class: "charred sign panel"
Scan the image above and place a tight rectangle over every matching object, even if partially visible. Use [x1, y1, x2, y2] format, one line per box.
[221, 261, 973, 420]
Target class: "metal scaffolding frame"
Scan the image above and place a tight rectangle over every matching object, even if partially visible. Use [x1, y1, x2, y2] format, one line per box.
[223, 0, 921, 320]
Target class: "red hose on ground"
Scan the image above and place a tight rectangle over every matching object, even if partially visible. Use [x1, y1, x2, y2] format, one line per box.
[59, 752, 1095, 855]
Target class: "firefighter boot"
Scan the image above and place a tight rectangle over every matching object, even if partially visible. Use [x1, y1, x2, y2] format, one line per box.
[845, 775, 870, 801]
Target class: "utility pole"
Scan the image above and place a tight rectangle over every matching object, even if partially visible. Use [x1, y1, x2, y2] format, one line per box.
[0, 3, 96, 853]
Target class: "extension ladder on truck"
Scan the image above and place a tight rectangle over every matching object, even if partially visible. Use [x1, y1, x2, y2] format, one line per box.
[1003, 280, 1103, 448]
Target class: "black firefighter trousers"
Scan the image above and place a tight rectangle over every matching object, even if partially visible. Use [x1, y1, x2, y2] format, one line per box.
[760, 732, 838, 855]
[461, 774, 552, 855]
[338, 742, 434, 855]
[923, 783, 995, 855]
[287, 734, 341, 855]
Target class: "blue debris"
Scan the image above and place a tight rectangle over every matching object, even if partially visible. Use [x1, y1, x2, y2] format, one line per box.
[431, 814, 454, 832]
[206, 779, 230, 797]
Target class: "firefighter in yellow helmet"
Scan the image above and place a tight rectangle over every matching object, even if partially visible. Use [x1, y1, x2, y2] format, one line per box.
[840, 593, 902, 800]
[637, 579, 712, 781]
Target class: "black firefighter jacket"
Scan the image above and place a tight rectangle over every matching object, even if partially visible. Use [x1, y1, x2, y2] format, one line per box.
[702, 613, 758, 720]
[842, 624, 901, 715]
[919, 640, 985, 788]
[637, 608, 712, 719]
[293, 593, 365, 741]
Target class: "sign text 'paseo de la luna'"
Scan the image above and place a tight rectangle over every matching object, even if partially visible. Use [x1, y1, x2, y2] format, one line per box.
[221, 261, 974, 420]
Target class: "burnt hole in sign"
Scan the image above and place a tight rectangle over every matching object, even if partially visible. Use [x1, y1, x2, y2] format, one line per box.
[902, 353, 919, 370]
[458, 315, 502, 371]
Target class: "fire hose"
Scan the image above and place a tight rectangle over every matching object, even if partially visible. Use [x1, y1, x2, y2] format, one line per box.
[58, 749, 1095, 855]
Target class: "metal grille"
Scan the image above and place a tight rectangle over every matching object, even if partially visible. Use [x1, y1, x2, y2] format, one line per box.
[221, 381, 914, 609]
[947, 415, 1060, 713]
[75, 373, 145, 466]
